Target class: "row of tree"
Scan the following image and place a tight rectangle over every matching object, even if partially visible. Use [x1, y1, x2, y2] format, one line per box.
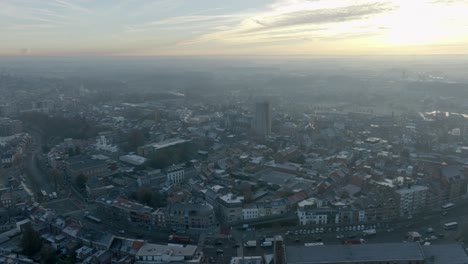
[21, 225, 75, 263]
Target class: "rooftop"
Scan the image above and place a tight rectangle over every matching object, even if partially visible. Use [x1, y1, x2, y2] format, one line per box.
[136, 243, 197, 257]
[286, 243, 425, 263]
[145, 138, 189, 150]
[219, 193, 244, 204]
[395, 185, 429, 195]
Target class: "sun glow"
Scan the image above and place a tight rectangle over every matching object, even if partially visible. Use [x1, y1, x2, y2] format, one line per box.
[377, 1, 468, 46]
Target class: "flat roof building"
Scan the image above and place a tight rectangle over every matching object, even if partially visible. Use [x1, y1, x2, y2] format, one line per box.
[135, 243, 200, 263]
[285, 243, 468, 264]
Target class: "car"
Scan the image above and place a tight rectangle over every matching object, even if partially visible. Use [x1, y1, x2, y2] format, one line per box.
[216, 249, 224, 254]
[387, 228, 394, 232]
[336, 234, 345, 239]
[336, 227, 341, 232]
[118, 230, 125, 234]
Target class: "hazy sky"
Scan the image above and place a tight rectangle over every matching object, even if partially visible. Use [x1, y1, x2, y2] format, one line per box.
[2, 0, 468, 56]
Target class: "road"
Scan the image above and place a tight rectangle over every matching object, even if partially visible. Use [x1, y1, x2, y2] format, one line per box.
[232, 200, 468, 249]
[24, 148, 51, 194]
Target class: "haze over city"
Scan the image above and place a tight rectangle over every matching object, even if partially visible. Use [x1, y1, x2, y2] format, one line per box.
[2, 1, 468, 264]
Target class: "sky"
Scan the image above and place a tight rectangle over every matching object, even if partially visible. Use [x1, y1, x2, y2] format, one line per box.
[1, 0, 468, 56]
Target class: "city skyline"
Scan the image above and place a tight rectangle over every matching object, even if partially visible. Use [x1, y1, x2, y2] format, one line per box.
[2, 0, 468, 56]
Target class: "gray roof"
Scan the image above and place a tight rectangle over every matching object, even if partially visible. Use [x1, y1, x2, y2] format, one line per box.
[286, 243, 425, 263]
[136, 243, 197, 257]
[423, 244, 468, 264]
[442, 166, 462, 179]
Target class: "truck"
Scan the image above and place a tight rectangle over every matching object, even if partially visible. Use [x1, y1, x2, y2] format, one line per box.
[362, 229, 376, 236]
[304, 242, 324, 246]
[261, 241, 272, 247]
[442, 203, 455, 210]
[244, 240, 257, 248]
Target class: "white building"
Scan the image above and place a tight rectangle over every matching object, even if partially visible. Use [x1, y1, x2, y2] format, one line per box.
[120, 154, 147, 166]
[166, 164, 185, 185]
[395, 185, 428, 217]
[135, 243, 200, 264]
[242, 206, 259, 220]
[297, 198, 332, 225]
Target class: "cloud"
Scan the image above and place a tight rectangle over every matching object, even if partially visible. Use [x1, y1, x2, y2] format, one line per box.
[51, 0, 91, 14]
[246, 2, 396, 32]
[180, 0, 396, 47]
[126, 14, 246, 33]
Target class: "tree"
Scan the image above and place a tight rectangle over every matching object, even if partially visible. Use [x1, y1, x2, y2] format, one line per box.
[136, 187, 153, 206]
[21, 225, 42, 256]
[48, 169, 62, 191]
[40, 244, 56, 264]
[75, 174, 88, 190]
[134, 187, 167, 208]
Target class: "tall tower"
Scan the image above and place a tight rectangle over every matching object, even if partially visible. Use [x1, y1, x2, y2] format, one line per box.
[252, 100, 271, 137]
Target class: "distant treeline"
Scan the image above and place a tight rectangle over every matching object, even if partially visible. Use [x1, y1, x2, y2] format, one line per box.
[20, 112, 103, 139]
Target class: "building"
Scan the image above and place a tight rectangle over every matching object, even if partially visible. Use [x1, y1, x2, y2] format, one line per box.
[252, 101, 271, 137]
[441, 166, 467, 202]
[284, 243, 468, 264]
[97, 197, 154, 224]
[135, 243, 201, 263]
[151, 208, 166, 228]
[137, 138, 189, 158]
[217, 193, 244, 223]
[257, 199, 288, 217]
[65, 155, 110, 179]
[297, 198, 336, 225]
[395, 185, 428, 217]
[0, 192, 12, 208]
[242, 205, 259, 220]
[119, 154, 147, 166]
[0, 118, 22, 136]
[165, 164, 185, 185]
[166, 202, 214, 230]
